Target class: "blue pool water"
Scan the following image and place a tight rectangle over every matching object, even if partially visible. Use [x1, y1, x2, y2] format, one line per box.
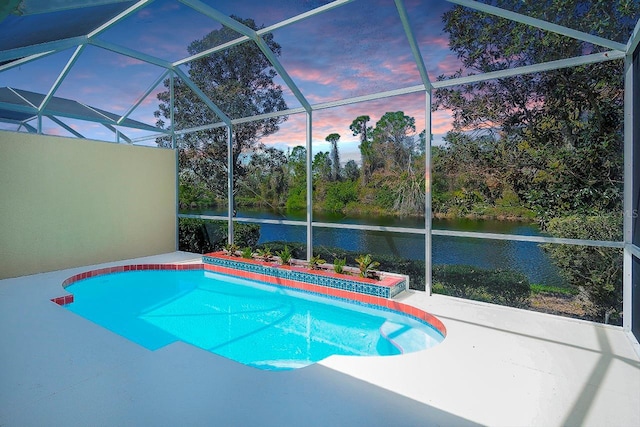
[65, 270, 444, 370]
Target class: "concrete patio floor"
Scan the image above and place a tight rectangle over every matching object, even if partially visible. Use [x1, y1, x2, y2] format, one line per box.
[1, 252, 638, 426]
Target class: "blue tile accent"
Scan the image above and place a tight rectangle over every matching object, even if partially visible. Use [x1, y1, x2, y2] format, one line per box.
[203, 255, 407, 299]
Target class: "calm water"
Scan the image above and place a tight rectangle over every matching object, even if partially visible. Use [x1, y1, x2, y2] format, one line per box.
[183, 208, 565, 286]
[66, 270, 444, 370]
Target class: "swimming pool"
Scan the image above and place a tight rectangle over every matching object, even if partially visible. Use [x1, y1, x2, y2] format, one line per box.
[61, 268, 445, 370]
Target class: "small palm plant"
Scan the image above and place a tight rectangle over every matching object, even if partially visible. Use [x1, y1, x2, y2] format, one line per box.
[276, 245, 293, 265]
[333, 257, 347, 274]
[256, 246, 273, 261]
[308, 255, 326, 270]
[224, 243, 239, 256]
[355, 254, 380, 278]
[241, 247, 253, 259]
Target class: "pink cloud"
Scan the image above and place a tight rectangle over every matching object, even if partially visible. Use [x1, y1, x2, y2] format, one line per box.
[421, 35, 450, 50]
[113, 55, 148, 68]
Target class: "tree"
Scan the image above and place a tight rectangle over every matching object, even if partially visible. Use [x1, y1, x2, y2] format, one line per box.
[325, 133, 341, 181]
[343, 159, 360, 181]
[241, 147, 288, 208]
[369, 111, 422, 215]
[434, 1, 638, 220]
[285, 145, 307, 211]
[287, 145, 306, 184]
[371, 111, 416, 172]
[350, 115, 373, 184]
[312, 151, 332, 181]
[155, 16, 288, 206]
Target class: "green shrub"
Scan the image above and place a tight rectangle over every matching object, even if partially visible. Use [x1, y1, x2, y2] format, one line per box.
[276, 245, 293, 265]
[355, 254, 380, 278]
[308, 255, 326, 269]
[178, 218, 215, 254]
[333, 257, 347, 274]
[432, 265, 530, 308]
[241, 247, 253, 259]
[542, 214, 623, 324]
[285, 185, 306, 211]
[179, 219, 260, 254]
[256, 246, 273, 261]
[232, 223, 260, 248]
[324, 181, 359, 213]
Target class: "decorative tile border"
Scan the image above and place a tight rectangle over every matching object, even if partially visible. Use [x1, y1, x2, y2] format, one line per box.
[61, 263, 202, 289]
[51, 263, 202, 306]
[202, 252, 407, 299]
[52, 260, 445, 337]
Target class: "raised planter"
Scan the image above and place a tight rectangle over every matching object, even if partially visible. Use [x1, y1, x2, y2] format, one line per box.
[202, 251, 408, 299]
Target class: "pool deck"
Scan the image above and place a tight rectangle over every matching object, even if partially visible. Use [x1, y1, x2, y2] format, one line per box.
[1, 251, 638, 426]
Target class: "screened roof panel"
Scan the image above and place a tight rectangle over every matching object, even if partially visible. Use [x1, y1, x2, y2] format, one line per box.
[54, 45, 164, 126]
[404, 0, 464, 80]
[0, 87, 158, 131]
[197, 0, 337, 29]
[0, 49, 75, 94]
[0, 2, 135, 52]
[97, 0, 220, 63]
[273, 0, 423, 104]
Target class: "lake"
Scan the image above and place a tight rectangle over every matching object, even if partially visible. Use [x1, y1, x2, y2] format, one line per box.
[182, 208, 565, 286]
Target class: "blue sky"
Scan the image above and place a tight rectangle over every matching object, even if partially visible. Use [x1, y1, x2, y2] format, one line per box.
[1, 0, 487, 161]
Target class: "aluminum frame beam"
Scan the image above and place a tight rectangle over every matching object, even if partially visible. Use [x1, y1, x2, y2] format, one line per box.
[87, 0, 154, 38]
[39, 44, 85, 111]
[424, 90, 432, 295]
[0, 97, 166, 133]
[0, 51, 56, 73]
[306, 111, 313, 261]
[0, 36, 87, 63]
[102, 123, 132, 143]
[177, 214, 625, 249]
[118, 69, 169, 125]
[46, 115, 85, 138]
[395, 0, 432, 90]
[628, 14, 640, 55]
[172, 67, 232, 126]
[89, 38, 172, 69]
[227, 126, 234, 245]
[623, 52, 635, 335]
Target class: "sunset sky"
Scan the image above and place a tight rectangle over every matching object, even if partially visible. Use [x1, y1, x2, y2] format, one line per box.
[1, 0, 473, 163]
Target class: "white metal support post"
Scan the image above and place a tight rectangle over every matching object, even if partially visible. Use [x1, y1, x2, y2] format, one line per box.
[306, 111, 313, 262]
[626, 12, 640, 354]
[227, 125, 234, 245]
[425, 90, 433, 295]
[171, 72, 179, 251]
[623, 54, 635, 338]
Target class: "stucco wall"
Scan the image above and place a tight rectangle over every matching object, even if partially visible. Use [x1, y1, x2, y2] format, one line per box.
[0, 131, 176, 279]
